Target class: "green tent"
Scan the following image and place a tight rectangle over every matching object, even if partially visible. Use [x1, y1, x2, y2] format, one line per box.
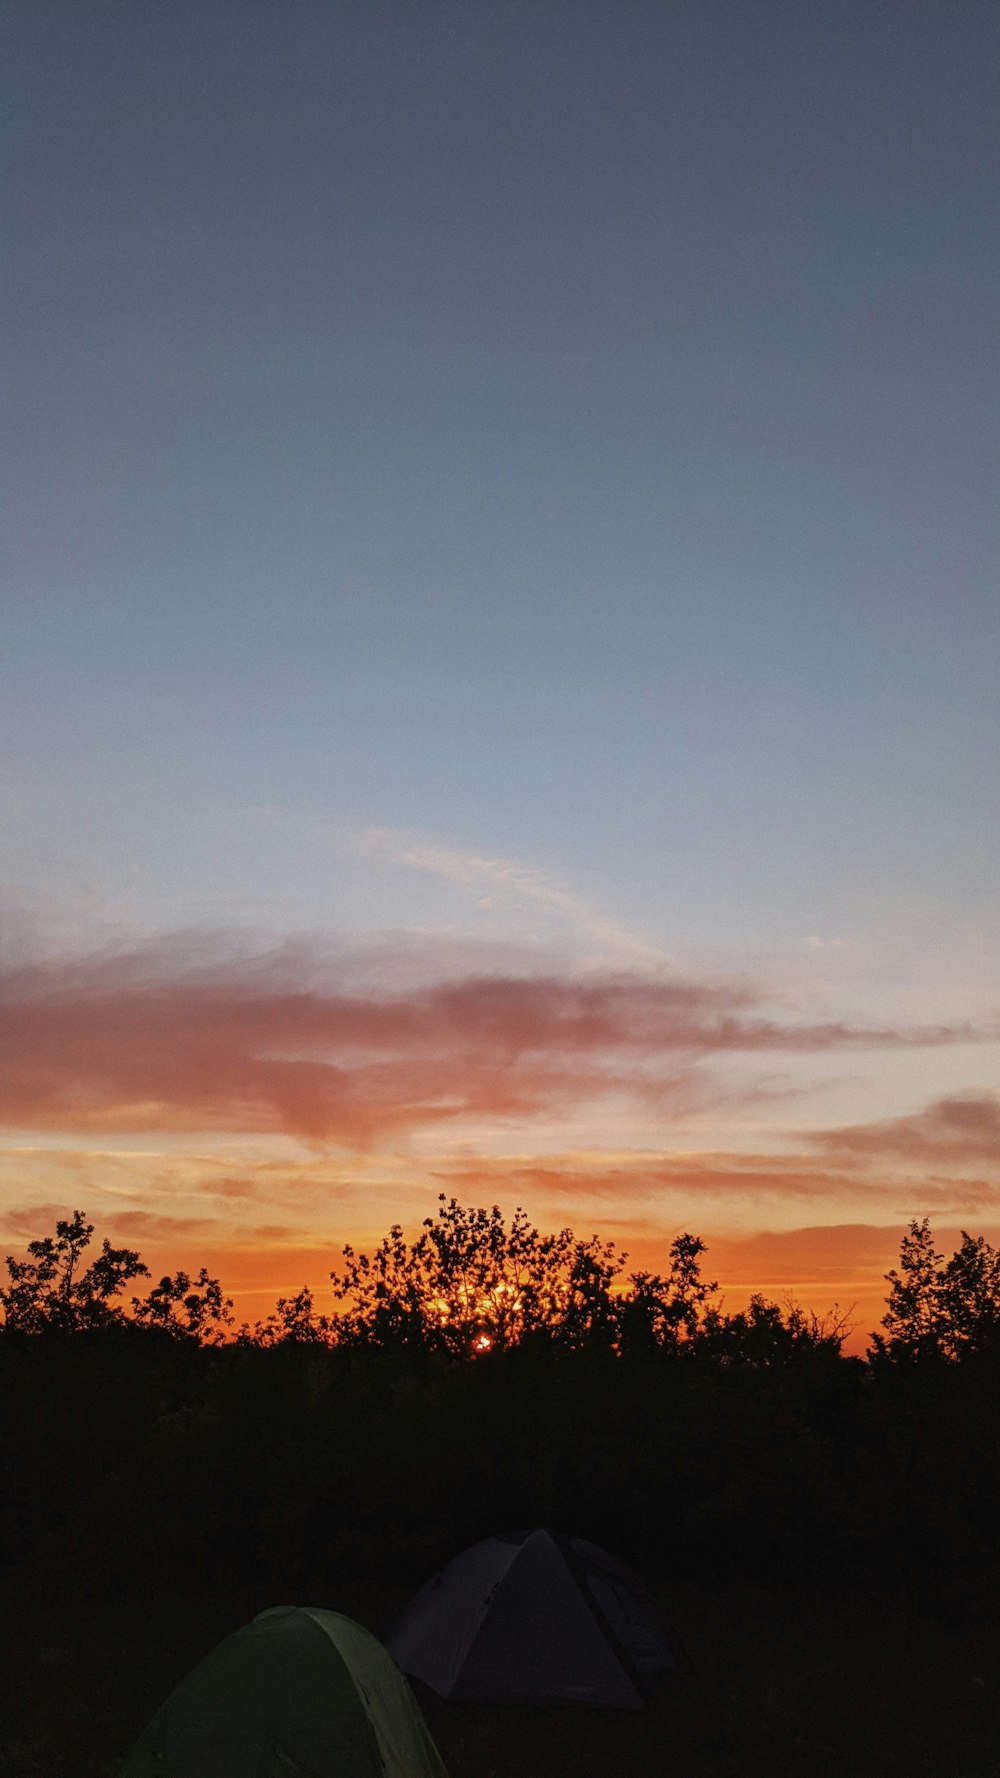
[119, 1606, 449, 1778]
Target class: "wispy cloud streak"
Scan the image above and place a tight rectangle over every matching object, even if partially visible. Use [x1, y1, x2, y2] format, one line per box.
[355, 827, 671, 965]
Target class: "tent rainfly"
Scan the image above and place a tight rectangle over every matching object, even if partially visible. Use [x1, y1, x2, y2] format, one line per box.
[387, 1528, 690, 1709]
[119, 1606, 449, 1778]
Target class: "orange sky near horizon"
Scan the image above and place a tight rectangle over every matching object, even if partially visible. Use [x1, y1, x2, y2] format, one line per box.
[4, 6, 1000, 1375]
[3, 1190, 997, 1357]
[2, 931, 997, 1357]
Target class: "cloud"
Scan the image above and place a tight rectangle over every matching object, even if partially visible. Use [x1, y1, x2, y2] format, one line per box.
[433, 1148, 1000, 1214]
[355, 827, 671, 965]
[0, 934, 994, 1146]
[435, 1152, 844, 1203]
[0, 1201, 79, 1241]
[89, 1209, 245, 1242]
[0, 1201, 270, 1248]
[815, 1093, 1000, 1164]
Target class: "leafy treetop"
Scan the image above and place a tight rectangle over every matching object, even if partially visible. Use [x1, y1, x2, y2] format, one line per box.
[873, 1217, 1000, 1363]
[0, 1211, 232, 1341]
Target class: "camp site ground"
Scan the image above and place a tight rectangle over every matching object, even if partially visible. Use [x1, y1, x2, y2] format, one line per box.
[5, 1575, 1000, 1778]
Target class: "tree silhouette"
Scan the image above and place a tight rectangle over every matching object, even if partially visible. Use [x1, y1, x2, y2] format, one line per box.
[873, 1219, 1000, 1362]
[330, 1194, 644, 1353]
[935, 1231, 1000, 1358]
[617, 1236, 719, 1354]
[132, 1267, 234, 1343]
[1, 1210, 149, 1334]
[245, 1285, 333, 1346]
[699, 1293, 853, 1366]
[330, 1194, 718, 1355]
[872, 1217, 944, 1361]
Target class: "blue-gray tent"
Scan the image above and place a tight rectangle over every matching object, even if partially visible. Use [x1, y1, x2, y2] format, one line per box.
[387, 1529, 690, 1709]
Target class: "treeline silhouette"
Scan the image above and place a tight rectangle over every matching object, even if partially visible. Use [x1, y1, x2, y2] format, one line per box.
[3, 1200, 1000, 1622]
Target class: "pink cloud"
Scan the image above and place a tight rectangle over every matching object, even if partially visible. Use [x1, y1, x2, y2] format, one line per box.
[815, 1093, 1000, 1163]
[0, 936, 993, 1146]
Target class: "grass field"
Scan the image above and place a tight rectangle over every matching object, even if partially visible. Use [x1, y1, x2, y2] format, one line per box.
[4, 1577, 1000, 1778]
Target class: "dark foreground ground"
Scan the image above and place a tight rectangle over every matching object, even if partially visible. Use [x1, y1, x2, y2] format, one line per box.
[4, 1577, 1000, 1778]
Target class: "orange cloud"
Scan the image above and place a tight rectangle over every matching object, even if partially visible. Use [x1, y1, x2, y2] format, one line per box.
[0, 938, 991, 1145]
[437, 1154, 849, 1202]
[434, 1139, 1000, 1214]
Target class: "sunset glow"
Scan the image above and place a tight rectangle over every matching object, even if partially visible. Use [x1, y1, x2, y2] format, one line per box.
[3, 4, 997, 1356]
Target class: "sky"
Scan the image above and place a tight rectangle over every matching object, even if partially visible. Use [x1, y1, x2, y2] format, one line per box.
[2, 0, 998, 1346]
